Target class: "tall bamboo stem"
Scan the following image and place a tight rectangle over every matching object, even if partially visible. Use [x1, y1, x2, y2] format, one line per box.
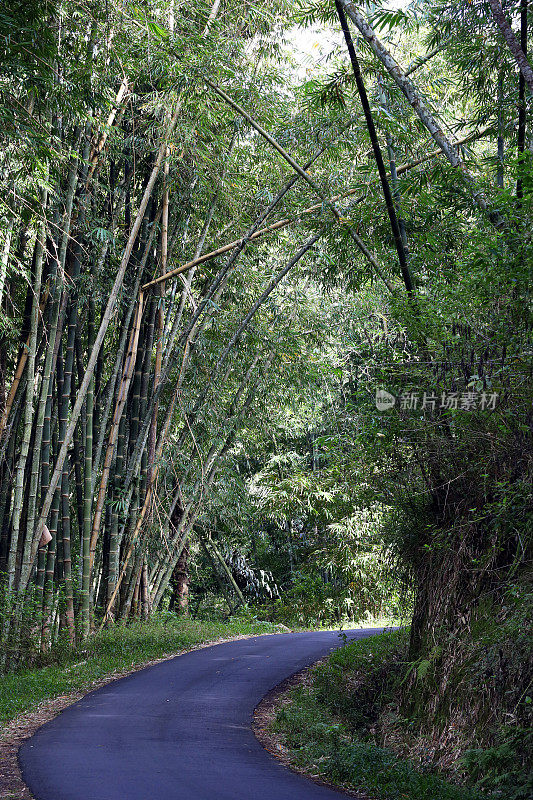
[27, 107, 181, 587]
[6, 184, 48, 593]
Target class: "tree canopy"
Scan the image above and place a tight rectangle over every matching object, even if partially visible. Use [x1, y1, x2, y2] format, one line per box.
[0, 0, 531, 787]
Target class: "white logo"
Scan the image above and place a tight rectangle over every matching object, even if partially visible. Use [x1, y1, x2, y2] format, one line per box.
[375, 389, 396, 411]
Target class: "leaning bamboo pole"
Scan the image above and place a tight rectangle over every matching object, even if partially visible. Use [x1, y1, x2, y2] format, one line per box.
[336, 1, 413, 293]
[209, 537, 246, 608]
[142, 127, 490, 292]
[0, 289, 49, 444]
[198, 535, 235, 614]
[141, 558, 150, 619]
[148, 177, 167, 484]
[487, 0, 533, 93]
[337, 0, 500, 221]
[0, 216, 13, 308]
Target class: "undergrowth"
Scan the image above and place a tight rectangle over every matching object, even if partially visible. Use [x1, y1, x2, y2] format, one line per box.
[399, 588, 533, 800]
[272, 628, 529, 800]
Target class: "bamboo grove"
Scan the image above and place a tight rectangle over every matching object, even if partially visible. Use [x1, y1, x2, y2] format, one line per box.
[0, 0, 531, 669]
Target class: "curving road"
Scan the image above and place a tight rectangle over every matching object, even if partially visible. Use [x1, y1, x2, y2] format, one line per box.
[20, 628, 382, 800]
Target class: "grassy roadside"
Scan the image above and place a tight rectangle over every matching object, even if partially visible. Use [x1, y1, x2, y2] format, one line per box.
[0, 614, 281, 728]
[269, 628, 485, 800]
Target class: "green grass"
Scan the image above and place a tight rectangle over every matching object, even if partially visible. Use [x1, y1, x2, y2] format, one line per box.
[0, 614, 280, 728]
[272, 628, 485, 800]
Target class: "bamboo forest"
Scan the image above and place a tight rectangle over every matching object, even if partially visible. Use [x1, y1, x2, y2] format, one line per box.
[0, 1, 531, 799]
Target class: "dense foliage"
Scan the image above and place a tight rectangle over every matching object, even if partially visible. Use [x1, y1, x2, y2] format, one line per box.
[0, 0, 531, 790]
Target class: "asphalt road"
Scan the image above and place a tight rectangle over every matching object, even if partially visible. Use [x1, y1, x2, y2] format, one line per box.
[20, 628, 382, 800]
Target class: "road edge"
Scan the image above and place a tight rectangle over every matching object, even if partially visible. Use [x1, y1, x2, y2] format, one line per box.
[253, 660, 370, 800]
[1, 629, 290, 800]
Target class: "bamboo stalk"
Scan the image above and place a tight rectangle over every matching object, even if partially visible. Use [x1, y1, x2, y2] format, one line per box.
[123, 548, 143, 620]
[337, 0, 498, 220]
[516, 0, 528, 200]
[6, 184, 48, 592]
[72, 338, 85, 541]
[41, 415, 60, 650]
[198, 534, 235, 614]
[141, 557, 150, 619]
[106, 414, 126, 615]
[151, 434, 236, 609]
[0, 403, 19, 575]
[487, 0, 533, 93]
[143, 126, 491, 293]
[89, 293, 145, 571]
[26, 106, 181, 587]
[148, 160, 169, 484]
[58, 276, 79, 643]
[0, 217, 13, 309]
[209, 537, 246, 608]
[336, 2, 413, 293]
[80, 293, 94, 637]
[496, 68, 505, 190]
[0, 289, 50, 444]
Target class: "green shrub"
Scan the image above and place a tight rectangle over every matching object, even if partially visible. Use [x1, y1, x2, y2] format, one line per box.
[313, 628, 408, 729]
[274, 674, 482, 800]
[273, 629, 486, 800]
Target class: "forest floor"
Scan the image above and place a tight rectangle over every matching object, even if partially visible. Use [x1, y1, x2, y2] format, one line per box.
[0, 616, 284, 800]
